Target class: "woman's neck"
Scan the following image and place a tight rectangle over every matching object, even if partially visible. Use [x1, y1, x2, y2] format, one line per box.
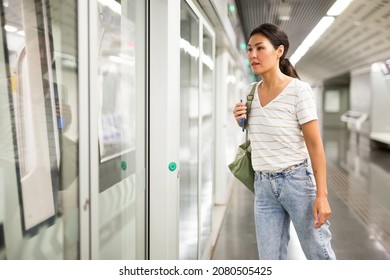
[260, 70, 288, 89]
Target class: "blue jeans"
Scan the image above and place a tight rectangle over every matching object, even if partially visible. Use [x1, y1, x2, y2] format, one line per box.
[254, 160, 336, 260]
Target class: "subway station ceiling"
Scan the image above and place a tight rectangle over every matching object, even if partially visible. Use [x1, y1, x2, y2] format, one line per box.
[235, 0, 336, 61]
[235, 0, 390, 83]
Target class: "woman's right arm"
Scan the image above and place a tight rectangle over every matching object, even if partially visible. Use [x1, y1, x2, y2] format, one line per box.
[233, 102, 247, 127]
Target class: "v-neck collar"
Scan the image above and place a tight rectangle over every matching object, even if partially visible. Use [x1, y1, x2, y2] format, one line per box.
[257, 79, 295, 108]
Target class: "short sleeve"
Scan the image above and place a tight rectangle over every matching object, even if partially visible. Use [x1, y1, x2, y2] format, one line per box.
[295, 83, 318, 125]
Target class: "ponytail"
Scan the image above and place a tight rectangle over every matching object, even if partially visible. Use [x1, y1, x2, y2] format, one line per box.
[280, 58, 300, 79]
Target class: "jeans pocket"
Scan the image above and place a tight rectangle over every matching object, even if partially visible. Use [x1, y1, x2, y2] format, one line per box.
[288, 166, 308, 181]
[305, 166, 317, 186]
[287, 167, 316, 195]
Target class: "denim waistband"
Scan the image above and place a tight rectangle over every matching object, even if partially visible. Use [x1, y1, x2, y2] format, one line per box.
[255, 159, 308, 179]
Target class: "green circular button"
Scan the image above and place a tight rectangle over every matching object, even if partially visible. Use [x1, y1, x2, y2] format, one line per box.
[168, 162, 177, 171]
[121, 161, 127, 170]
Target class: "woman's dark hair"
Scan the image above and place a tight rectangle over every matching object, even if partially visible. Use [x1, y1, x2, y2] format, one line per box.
[249, 23, 300, 79]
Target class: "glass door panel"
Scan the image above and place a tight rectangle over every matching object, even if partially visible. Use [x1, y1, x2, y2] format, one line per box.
[180, 0, 216, 260]
[200, 26, 214, 257]
[0, 0, 79, 259]
[95, 0, 146, 259]
[179, 0, 199, 260]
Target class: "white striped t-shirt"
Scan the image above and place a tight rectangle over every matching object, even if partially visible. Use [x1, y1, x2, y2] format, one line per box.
[248, 78, 318, 172]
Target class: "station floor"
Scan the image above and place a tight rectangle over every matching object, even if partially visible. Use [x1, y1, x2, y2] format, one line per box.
[211, 128, 390, 260]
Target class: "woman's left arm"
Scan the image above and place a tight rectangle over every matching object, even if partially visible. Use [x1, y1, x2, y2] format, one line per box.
[301, 120, 331, 228]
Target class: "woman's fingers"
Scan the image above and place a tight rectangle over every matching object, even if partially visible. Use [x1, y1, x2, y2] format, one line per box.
[233, 103, 247, 127]
[234, 103, 247, 119]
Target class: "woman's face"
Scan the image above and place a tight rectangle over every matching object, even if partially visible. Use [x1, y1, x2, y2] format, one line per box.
[247, 33, 283, 75]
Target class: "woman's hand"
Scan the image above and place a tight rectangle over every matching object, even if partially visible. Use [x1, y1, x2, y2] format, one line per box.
[313, 195, 332, 228]
[233, 102, 247, 127]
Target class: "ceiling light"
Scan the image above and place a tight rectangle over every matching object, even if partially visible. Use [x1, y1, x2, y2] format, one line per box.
[301, 16, 334, 48]
[327, 0, 354, 16]
[4, 24, 18, 32]
[290, 45, 309, 66]
[278, 2, 291, 21]
[98, 0, 121, 14]
[290, 16, 334, 65]
[290, 0, 354, 65]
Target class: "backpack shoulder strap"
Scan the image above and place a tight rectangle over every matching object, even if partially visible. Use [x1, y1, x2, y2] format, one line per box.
[244, 82, 258, 130]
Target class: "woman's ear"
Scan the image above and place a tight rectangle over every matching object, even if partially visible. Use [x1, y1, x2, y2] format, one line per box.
[277, 45, 285, 58]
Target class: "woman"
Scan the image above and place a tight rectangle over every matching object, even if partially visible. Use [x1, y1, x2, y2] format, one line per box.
[233, 23, 336, 260]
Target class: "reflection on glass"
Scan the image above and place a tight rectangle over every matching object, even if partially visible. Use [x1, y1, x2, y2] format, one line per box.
[180, 1, 199, 260]
[226, 64, 241, 167]
[200, 26, 214, 256]
[96, 0, 145, 259]
[97, 2, 135, 162]
[0, 0, 79, 259]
